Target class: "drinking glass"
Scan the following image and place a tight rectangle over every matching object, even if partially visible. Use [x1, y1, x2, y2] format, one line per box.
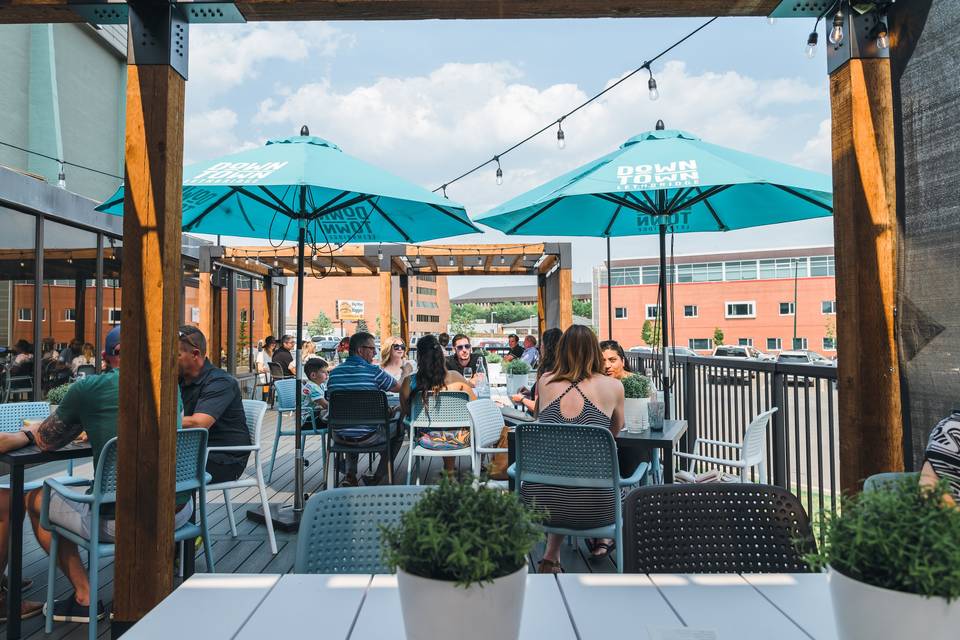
[463, 367, 473, 379]
[648, 400, 665, 431]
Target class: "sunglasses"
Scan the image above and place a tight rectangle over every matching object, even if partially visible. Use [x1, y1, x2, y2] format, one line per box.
[178, 330, 202, 352]
[455, 344, 472, 351]
[392, 344, 405, 351]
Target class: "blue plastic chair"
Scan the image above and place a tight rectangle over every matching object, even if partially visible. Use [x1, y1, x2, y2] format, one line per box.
[0, 401, 80, 487]
[863, 471, 920, 492]
[406, 391, 472, 485]
[294, 486, 427, 574]
[40, 429, 215, 640]
[510, 422, 649, 573]
[266, 378, 326, 483]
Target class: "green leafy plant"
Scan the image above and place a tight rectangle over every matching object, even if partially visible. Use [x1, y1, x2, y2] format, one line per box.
[381, 474, 542, 587]
[486, 352, 502, 364]
[621, 373, 652, 399]
[47, 383, 72, 405]
[806, 477, 960, 600]
[713, 327, 724, 346]
[504, 359, 531, 375]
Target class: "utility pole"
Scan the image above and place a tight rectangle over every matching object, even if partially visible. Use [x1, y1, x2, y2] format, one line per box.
[792, 258, 799, 349]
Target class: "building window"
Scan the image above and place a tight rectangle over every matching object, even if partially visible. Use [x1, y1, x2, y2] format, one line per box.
[792, 337, 808, 350]
[738, 338, 753, 346]
[759, 257, 808, 280]
[644, 304, 659, 320]
[415, 314, 440, 323]
[609, 266, 641, 286]
[779, 302, 795, 315]
[821, 300, 836, 314]
[418, 275, 437, 282]
[240, 309, 248, 323]
[107, 308, 122, 324]
[416, 286, 436, 296]
[416, 300, 439, 309]
[641, 266, 661, 285]
[823, 337, 836, 351]
[810, 256, 835, 277]
[676, 262, 722, 283]
[767, 337, 782, 351]
[724, 260, 758, 281]
[688, 338, 711, 351]
[64, 308, 77, 322]
[725, 301, 755, 318]
[17, 308, 32, 322]
[683, 305, 698, 318]
[614, 307, 628, 319]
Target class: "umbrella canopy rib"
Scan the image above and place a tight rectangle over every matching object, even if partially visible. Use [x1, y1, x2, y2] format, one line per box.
[506, 198, 564, 234]
[366, 198, 413, 243]
[427, 202, 484, 231]
[182, 187, 243, 232]
[693, 186, 728, 231]
[771, 184, 834, 212]
[254, 185, 297, 216]
[594, 193, 656, 216]
[603, 204, 624, 237]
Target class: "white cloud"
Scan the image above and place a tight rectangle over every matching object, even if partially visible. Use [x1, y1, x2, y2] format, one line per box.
[791, 118, 831, 173]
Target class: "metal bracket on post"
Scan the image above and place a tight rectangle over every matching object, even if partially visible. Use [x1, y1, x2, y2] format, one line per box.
[69, 1, 246, 27]
[127, 1, 189, 80]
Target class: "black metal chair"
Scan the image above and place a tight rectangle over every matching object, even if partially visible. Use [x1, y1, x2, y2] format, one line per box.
[623, 483, 816, 574]
[325, 390, 395, 486]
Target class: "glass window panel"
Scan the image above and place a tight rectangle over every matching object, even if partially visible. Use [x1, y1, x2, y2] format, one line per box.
[767, 337, 782, 351]
[101, 236, 122, 355]
[235, 273, 252, 374]
[0, 206, 38, 402]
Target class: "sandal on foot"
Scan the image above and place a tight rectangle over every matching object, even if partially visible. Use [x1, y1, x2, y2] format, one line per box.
[591, 539, 615, 559]
[537, 559, 564, 574]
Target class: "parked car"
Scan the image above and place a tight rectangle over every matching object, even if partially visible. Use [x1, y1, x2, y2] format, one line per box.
[709, 345, 768, 383]
[776, 350, 835, 385]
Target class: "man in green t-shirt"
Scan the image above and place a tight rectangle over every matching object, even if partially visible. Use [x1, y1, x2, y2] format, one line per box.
[0, 327, 189, 624]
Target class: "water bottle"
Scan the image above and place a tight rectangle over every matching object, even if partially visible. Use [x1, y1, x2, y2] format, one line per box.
[474, 358, 490, 399]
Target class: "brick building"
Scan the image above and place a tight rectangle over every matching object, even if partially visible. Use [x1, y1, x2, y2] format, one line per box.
[594, 246, 837, 355]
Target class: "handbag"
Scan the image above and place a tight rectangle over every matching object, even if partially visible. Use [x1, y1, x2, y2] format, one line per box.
[485, 426, 511, 480]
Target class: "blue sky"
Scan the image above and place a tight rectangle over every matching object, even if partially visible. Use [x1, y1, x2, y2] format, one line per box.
[185, 16, 834, 296]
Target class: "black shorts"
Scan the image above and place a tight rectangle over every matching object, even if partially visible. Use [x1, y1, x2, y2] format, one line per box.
[206, 456, 248, 484]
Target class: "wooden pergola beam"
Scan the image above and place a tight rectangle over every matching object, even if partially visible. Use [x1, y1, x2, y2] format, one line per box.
[0, 0, 779, 24]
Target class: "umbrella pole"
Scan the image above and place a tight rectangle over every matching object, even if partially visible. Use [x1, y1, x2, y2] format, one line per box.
[293, 221, 306, 513]
[659, 223, 671, 420]
[606, 236, 613, 340]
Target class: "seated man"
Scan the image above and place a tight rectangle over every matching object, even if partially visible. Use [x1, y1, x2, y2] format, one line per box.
[326, 332, 409, 487]
[520, 334, 539, 367]
[503, 334, 524, 362]
[0, 327, 191, 623]
[177, 326, 250, 483]
[272, 334, 295, 375]
[445, 334, 488, 384]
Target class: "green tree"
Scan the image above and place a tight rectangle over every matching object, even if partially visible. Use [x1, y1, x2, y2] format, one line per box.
[713, 327, 725, 346]
[450, 305, 477, 336]
[451, 302, 488, 322]
[641, 320, 661, 346]
[489, 302, 537, 325]
[572, 299, 592, 319]
[308, 311, 334, 337]
[356, 318, 370, 334]
[375, 316, 400, 338]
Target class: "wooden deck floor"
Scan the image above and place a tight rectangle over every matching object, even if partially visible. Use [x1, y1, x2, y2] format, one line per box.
[4, 409, 615, 639]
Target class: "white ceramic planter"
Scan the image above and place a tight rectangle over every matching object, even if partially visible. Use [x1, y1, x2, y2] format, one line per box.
[623, 397, 649, 433]
[505, 374, 529, 395]
[397, 566, 527, 640]
[829, 567, 960, 640]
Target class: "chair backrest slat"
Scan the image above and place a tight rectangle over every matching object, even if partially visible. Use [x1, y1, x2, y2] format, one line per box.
[623, 483, 816, 574]
[515, 422, 619, 489]
[409, 391, 470, 429]
[272, 378, 301, 411]
[242, 399, 268, 446]
[466, 399, 506, 449]
[94, 429, 208, 499]
[742, 408, 777, 464]
[326, 390, 390, 429]
[295, 486, 427, 574]
[0, 402, 50, 433]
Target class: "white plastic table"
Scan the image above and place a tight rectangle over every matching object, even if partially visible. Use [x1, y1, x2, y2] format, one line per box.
[127, 572, 837, 639]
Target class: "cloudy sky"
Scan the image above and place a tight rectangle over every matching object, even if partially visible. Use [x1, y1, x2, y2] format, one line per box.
[184, 16, 833, 296]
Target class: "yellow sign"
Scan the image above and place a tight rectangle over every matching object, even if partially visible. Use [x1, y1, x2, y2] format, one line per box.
[337, 299, 365, 321]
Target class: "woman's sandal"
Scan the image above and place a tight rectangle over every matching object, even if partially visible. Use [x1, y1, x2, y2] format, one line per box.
[590, 539, 615, 559]
[537, 559, 564, 574]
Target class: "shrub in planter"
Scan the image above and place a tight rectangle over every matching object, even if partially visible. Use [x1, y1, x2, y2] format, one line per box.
[806, 477, 960, 639]
[504, 359, 531, 395]
[46, 383, 72, 406]
[486, 352, 502, 364]
[621, 374, 652, 432]
[382, 475, 542, 640]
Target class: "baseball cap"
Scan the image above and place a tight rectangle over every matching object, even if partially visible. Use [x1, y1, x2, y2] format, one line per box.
[105, 326, 121, 355]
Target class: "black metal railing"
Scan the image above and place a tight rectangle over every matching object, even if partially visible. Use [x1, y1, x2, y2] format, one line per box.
[626, 353, 840, 531]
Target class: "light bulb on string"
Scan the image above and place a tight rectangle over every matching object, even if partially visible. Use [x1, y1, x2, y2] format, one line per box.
[273, 258, 279, 268]
[556, 121, 566, 150]
[647, 67, 659, 101]
[448, 254, 455, 267]
[829, 9, 844, 45]
[499, 254, 506, 265]
[875, 19, 889, 49]
[377, 244, 383, 263]
[414, 253, 421, 266]
[805, 31, 819, 58]
[494, 156, 503, 186]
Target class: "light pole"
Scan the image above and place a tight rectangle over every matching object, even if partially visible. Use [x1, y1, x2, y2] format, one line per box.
[528, 314, 536, 336]
[792, 258, 799, 349]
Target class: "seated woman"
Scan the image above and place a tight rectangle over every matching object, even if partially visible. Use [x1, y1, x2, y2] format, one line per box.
[599, 339, 632, 380]
[380, 336, 410, 381]
[511, 327, 562, 415]
[526, 325, 625, 574]
[70, 342, 96, 375]
[920, 410, 960, 506]
[399, 334, 476, 474]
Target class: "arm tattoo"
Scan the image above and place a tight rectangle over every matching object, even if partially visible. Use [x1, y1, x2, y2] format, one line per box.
[35, 413, 82, 451]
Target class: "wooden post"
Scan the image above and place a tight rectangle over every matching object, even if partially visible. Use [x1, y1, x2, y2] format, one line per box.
[198, 270, 213, 337]
[113, 63, 184, 627]
[378, 271, 392, 340]
[830, 57, 903, 491]
[399, 274, 410, 346]
[558, 267, 573, 330]
[263, 275, 274, 337]
[209, 283, 222, 363]
[536, 274, 547, 337]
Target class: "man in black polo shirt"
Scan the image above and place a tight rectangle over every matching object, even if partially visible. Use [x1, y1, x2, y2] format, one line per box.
[272, 334, 295, 375]
[178, 326, 250, 483]
[503, 334, 524, 362]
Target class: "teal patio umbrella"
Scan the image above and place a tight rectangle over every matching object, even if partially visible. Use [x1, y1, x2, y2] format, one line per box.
[98, 127, 479, 526]
[476, 122, 833, 417]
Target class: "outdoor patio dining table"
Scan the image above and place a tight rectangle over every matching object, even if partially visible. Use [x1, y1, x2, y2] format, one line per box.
[127, 572, 837, 639]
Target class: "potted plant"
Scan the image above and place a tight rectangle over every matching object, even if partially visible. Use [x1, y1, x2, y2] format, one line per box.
[503, 359, 531, 395]
[621, 373, 652, 433]
[485, 352, 503, 382]
[806, 477, 960, 639]
[46, 382, 72, 412]
[381, 475, 542, 640]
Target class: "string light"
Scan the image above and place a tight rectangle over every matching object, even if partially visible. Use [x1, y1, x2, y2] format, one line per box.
[377, 244, 383, 263]
[433, 17, 717, 194]
[556, 120, 565, 150]
[829, 8, 845, 45]
[646, 66, 659, 101]
[806, 31, 819, 58]
[499, 253, 506, 265]
[273, 258, 279, 267]
[875, 17, 889, 49]
[448, 254, 455, 267]
[57, 162, 66, 189]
